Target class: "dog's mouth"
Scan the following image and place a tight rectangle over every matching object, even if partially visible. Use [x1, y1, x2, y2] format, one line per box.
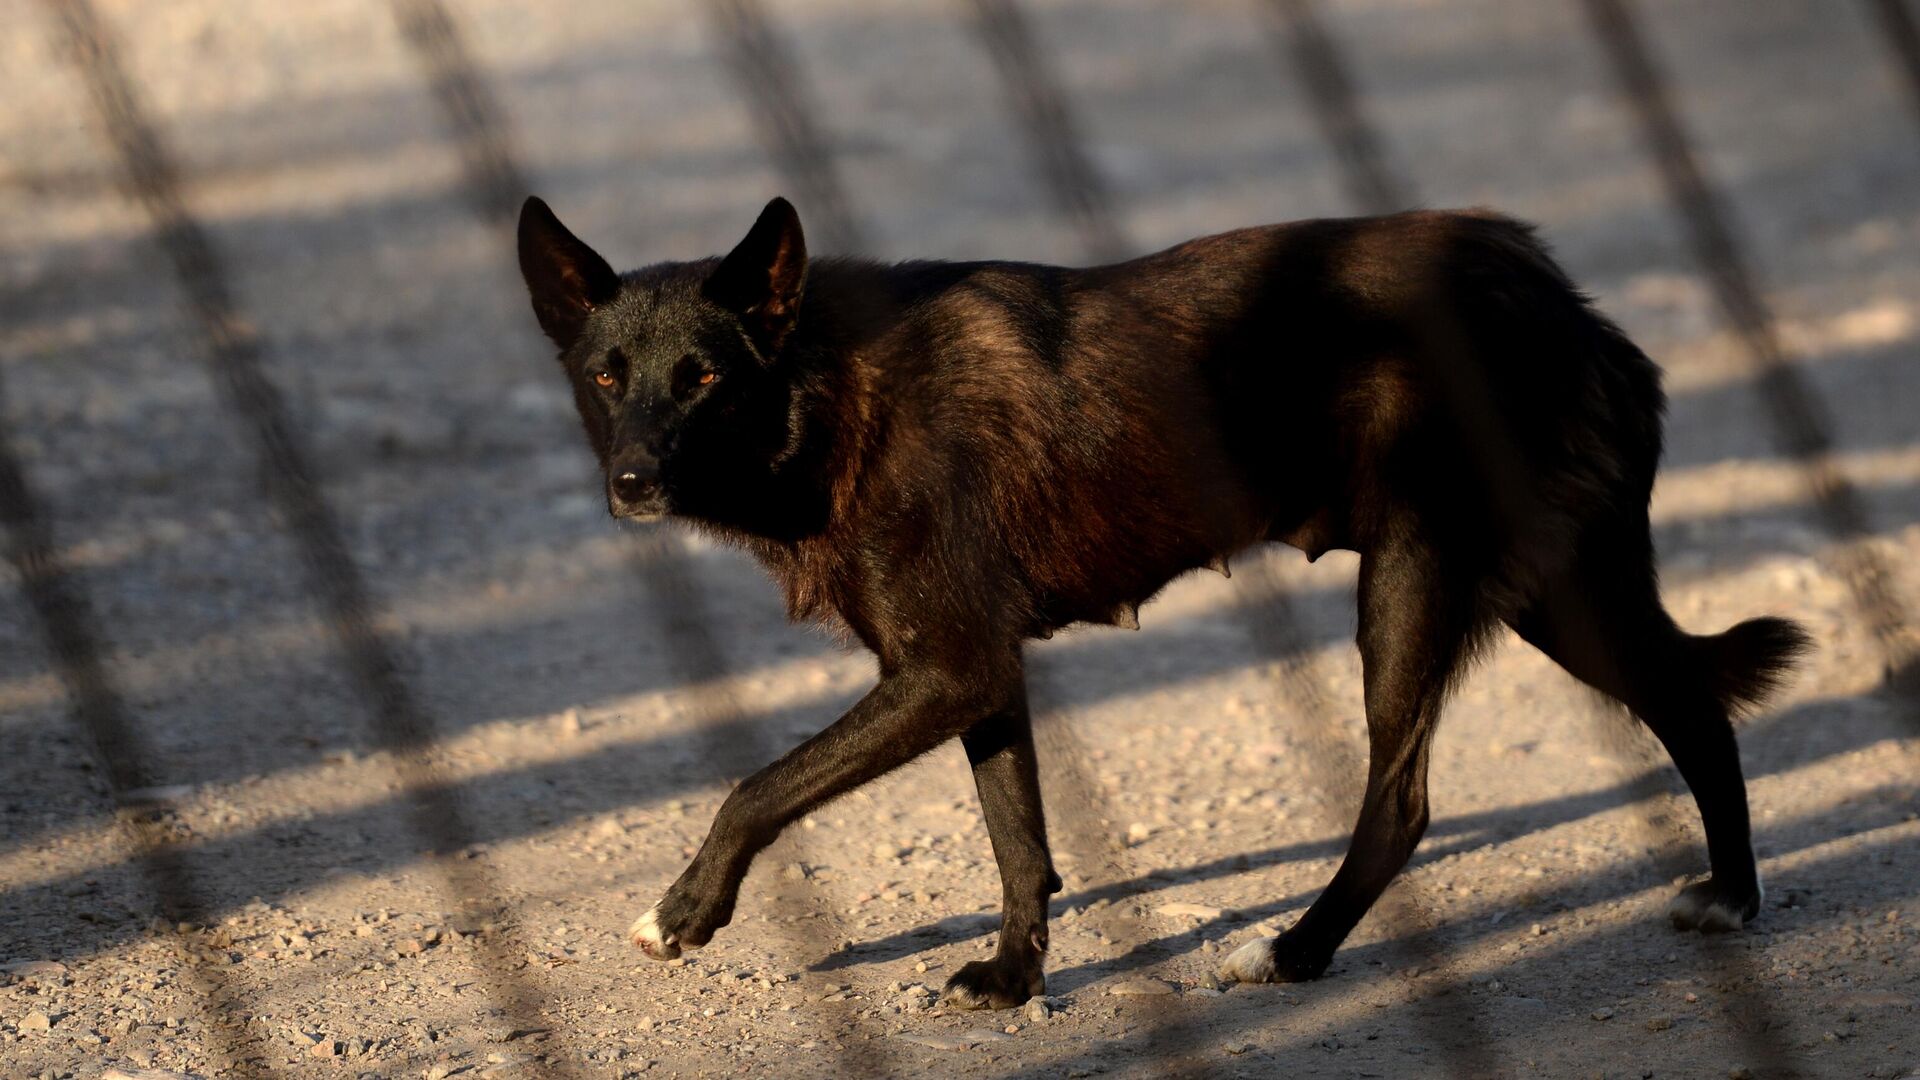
[607, 480, 672, 521]
[608, 497, 670, 521]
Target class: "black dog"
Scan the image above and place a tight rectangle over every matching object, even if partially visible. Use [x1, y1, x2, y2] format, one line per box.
[517, 195, 1808, 1008]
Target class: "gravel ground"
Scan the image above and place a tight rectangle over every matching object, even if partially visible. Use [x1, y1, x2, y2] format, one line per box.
[3, 0, 1919, 1077]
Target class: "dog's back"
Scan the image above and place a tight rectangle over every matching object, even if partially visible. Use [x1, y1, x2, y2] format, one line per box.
[800, 211, 1666, 641]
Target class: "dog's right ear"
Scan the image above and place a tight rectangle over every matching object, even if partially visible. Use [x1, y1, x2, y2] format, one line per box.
[518, 196, 618, 349]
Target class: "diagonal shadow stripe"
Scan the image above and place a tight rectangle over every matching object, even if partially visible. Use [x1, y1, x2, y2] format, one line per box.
[972, 1, 1500, 1072]
[0, 365, 260, 1076]
[385, 0, 901, 1069]
[40, 1, 576, 1071]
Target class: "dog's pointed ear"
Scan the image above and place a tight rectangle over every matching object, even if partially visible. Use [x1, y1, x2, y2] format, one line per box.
[704, 197, 806, 359]
[518, 196, 618, 349]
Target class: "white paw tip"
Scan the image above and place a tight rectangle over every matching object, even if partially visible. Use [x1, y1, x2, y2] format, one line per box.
[941, 983, 991, 1010]
[1668, 892, 1747, 933]
[628, 906, 682, 959]
[1217, 937, 1277, 984]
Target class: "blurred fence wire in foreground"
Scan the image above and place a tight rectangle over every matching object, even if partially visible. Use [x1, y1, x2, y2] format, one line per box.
[11, 0, 1920, 1076]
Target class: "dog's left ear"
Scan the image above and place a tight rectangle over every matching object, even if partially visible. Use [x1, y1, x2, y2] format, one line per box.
[518, 196, 618, 350]
[704, 197, 807, 360]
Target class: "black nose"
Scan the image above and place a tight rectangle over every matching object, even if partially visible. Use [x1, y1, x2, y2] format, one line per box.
[610, 468, 658, 504]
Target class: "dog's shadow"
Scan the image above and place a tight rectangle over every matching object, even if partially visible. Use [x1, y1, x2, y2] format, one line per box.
[809, 678, 1914, 995]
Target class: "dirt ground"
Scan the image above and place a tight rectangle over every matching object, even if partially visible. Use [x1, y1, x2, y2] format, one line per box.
[3, 0, 1919, 1077]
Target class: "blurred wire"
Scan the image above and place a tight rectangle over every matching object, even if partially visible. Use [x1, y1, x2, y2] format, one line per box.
[1265, 1, 1809, 1072]
[1867, 0, 1920, 128]
[43, 2, 579, 1071]
[1260, 0, 1413, 213]
[707, 0, 868, 254]
[1584, 0, 1918, 702]
[385, 0, 897, 1069]
[0, 373, 262, 1078]
[963, 0, 1132, 264]
[391, 0, 530, 224]
[965, 0, 1501, 1071]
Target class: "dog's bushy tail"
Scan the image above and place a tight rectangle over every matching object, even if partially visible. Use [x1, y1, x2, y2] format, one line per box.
[1692, 616, 1814, 717]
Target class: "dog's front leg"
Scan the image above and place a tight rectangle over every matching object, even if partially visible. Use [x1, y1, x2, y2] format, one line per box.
[943, 695, 1062, 1010]
[629, 664, 1014, 961]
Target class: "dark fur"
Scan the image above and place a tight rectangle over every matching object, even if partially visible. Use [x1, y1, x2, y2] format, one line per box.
[518, 196, 1811, 1007]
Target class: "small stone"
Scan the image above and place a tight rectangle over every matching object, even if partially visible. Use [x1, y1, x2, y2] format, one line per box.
[1109, 977, 1175, 997]
[18, 1009, 53, 1032]
[1728, 1069, 1754, 1080]
[1591, 1008, 1614, 1021]
[781, 863, 810, 882]
[1225, 1042, 1254, 1055]
[0, 961, 67, 979]
[558, 707, 583, 735]
[894, 1033, 976, 1051]
[1158, 902, 1222, 920]
[873, 841, 906, 860]
[396, 938, 426, 956]
[1646, 1015, 1674, 1032]
[1024, 997, 1050, 1023]
[309, 1038, 340, 1058]
[425, 1066, 453, 1080]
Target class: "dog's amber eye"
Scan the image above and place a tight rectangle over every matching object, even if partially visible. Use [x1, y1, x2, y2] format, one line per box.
[698, 372, 717, 386]
[593, 371, 615, 388]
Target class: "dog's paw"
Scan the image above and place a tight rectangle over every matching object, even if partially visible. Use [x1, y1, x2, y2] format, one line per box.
[628, 880, 738, 962]
[942, 957, 1045, 1011]
[1218, 932, 1330, 984]
[627, 906, 682, 961]
[628, 900, 720, 962]
[1218, 937, 1277, 983]
[1668, 877, 1761, 933]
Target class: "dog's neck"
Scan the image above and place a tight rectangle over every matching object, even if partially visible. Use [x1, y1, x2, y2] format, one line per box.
[681, 258, 893, 549]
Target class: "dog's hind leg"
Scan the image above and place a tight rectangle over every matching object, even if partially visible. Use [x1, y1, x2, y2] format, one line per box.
[1223, 532, 1484, 983]
[942, 693, 1063, 1010]
[1504, 517, 1809, 932]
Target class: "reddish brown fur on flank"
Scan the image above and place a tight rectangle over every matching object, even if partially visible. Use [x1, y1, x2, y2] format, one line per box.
[517, 197, 1810, 1008]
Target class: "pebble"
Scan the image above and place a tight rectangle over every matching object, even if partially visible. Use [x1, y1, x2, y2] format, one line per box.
[1109, 977, 1175, 997]
[1646, 1015, 1674, 1032]
[18, 1010, 54, 1032]
[895, 1033, 978, 1051]
[1158, 902, 1222, 919]
[102, 1071, 205, 1080]
[1024, 997, 1050, 1022]
[1591, 1008, 1615, 1021]
[0, 961, 68, 979]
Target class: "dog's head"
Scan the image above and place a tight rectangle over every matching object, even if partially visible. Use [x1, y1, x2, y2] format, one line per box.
[517, 196, 808, 521]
